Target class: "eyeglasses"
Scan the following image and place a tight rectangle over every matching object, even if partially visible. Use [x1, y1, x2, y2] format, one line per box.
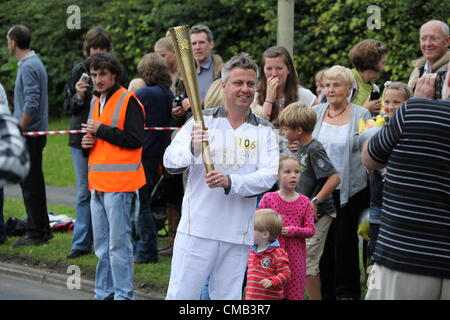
[420, 36, 442, 43]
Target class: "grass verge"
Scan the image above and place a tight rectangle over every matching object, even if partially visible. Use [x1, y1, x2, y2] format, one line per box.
[0, 198, 171, 296]
[8, 117, 369, 299]
[43, 116, 76, 186]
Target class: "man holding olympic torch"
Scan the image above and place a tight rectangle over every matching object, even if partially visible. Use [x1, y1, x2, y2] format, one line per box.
[164, 53, 279, 300]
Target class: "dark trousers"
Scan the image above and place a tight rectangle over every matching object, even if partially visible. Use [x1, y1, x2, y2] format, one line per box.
[320, 187, 370, 300]
[133, 157, 159, 263]
[20, 136, 50, 239]
[319, 217, 335, 299]
[368, 223, 380, 260]
[0, 188, 6, 243]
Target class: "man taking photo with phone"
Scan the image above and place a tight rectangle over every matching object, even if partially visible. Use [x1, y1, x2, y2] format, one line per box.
[63, 26, 127, 260]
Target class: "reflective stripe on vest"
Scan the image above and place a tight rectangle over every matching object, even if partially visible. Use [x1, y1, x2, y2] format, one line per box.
[111, 91, 129, 127]
[88, 91, 129, 127]
[89, 163, 141, 172]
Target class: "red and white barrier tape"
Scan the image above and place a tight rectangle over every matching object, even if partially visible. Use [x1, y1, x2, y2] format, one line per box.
[23, 127, 179, 136]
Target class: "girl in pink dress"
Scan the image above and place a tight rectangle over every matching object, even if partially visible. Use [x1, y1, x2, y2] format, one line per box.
[258, 155, 315, 300]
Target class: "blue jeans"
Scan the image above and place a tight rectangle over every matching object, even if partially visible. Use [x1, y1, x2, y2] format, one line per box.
[70, 148, 93, 252]
[91, 190, 136, 300]
[200, 276, 211, 300]
[0, 188, 6, 243]
[133, 158, 158, 263]
[369, 203, 382, 224]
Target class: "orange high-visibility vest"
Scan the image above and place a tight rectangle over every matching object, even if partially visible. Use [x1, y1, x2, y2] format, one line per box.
[87, 86, 146, 192]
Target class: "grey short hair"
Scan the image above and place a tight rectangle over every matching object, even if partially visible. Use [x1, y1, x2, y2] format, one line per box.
[221, 53, 259, 83]
[189, 24, 214, 42]
[420, 20, 449, 37]
[323, 65, 355, 90]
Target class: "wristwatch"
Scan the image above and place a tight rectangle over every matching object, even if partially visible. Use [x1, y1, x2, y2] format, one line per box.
[311, 197, 320, 206]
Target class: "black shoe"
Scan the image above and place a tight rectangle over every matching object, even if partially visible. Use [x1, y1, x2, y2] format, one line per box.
[43, 231, 53, 241]
[13, 235, 50, 248]
[158, 245, 171, 252]
[67, 249, 90, 259]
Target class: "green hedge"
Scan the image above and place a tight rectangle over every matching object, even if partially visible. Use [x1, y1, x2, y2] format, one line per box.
[0, 0, 448, 118]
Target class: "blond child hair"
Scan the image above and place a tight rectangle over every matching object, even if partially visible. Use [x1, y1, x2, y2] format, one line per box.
[384, 81, 412, 100]
[315, 69, 327, 83]
[278, 102, 317, 133]
[254, 209, 283, 242]
[381, 81, 412, 113]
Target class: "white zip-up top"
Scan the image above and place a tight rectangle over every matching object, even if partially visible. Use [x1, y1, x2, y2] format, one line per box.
[163, 106, 279, 245]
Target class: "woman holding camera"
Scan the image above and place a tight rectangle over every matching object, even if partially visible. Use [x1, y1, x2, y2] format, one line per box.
[348, 39, 388, 115]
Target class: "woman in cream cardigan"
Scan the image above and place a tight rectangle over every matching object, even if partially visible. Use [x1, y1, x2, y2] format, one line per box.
[312, 65, 371, 300]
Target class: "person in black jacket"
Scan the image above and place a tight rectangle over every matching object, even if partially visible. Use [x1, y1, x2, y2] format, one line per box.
[63, 26, 127, 259]
[131, 52, 174, 264]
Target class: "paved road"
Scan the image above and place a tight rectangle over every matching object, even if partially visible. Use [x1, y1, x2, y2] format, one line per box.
[0, 273, 93, 300]
[4, 184, 76, 207]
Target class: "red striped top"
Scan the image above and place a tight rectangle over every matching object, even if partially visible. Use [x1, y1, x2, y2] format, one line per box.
[245, 243, 291, 300]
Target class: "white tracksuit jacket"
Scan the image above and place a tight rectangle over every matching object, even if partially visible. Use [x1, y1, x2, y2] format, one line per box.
[163, 106, 279, 245]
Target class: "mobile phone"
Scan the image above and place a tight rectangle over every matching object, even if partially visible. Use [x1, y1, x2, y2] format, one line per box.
[79, 72, 90, 83]
[370, 89, 381, 100]
[173, 93, 185, 108]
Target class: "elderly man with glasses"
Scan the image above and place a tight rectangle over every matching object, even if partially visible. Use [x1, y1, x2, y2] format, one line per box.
[408, 20, 450, 94]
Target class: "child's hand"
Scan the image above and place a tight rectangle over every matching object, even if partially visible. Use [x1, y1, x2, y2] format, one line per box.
[259, 278, 273, 288]
[311, 204, 319, 223]
[363, 98, 382, 114]
[281, 226, 289, 236]
[287, 140, 299, 153]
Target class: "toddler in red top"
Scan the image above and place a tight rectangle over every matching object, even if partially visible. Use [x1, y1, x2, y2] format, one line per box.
[245, 209, 291, 300]
[258, 155, 315, 300]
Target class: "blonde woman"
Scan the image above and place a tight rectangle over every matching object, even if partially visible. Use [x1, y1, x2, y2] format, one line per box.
[312, 65, 372, 300]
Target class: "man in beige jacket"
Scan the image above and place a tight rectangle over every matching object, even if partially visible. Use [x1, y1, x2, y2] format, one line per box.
[408, 20, 449, 93]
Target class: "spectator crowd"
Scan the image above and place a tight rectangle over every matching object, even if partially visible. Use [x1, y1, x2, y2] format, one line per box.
[0, 19, 449, 300]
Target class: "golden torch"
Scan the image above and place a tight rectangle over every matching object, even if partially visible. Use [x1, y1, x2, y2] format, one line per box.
[169, 25, 214, 173]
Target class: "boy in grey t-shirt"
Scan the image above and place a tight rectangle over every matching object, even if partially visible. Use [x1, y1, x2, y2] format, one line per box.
[279, 102, 340, 300]
[296, 139, 337, 218]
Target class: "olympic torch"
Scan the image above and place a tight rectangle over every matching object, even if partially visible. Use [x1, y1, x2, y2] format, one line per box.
[169, 26, 214, 173]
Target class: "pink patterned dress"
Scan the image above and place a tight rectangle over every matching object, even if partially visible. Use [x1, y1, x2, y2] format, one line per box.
[258, 192, 315, 300]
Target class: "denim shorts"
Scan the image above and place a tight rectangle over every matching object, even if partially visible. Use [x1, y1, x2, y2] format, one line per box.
[369, 203, 382, 224]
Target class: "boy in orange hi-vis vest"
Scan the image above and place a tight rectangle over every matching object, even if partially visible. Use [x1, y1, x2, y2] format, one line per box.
[81, 53, 145, 300]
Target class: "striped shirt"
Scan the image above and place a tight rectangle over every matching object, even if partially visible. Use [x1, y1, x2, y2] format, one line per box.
[245, 241, 291, 300]
[368, 97, 450, 278]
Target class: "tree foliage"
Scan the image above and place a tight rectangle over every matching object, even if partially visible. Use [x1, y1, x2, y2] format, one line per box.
[0, 0, 448, 117]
